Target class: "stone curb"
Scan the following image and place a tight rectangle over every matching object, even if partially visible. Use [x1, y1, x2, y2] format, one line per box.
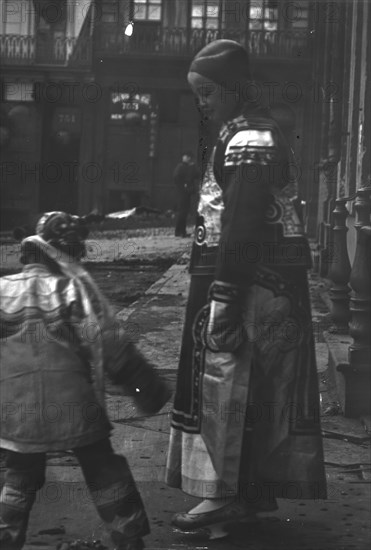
[115, 257, 190, 375]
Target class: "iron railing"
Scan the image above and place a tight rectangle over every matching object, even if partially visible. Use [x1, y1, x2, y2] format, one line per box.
[0, 27, 310, 66]
[95, 26, 311, 59]
[0, 34, 92, 67]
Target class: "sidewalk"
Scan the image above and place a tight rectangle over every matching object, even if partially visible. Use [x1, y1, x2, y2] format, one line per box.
[8, 256, 371, 549]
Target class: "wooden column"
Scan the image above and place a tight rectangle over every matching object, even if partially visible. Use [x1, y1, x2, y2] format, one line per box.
[304, 0, 327, 238]
[321, 0, 347, 275]
[317, 13, 333, 268]
[334, 1, 370, 417]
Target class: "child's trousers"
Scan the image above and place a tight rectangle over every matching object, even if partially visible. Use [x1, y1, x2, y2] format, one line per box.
[0, 438, 150, 549]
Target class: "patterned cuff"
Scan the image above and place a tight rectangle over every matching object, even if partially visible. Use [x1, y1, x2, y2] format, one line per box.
[209, 280, 242, 304]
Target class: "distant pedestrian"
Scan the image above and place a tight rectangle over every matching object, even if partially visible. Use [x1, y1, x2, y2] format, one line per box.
[173, 152, 199, 237]
[0, 211, 171, 550]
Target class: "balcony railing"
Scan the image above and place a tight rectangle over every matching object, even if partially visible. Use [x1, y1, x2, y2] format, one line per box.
[0, 34, 92, 67]
[95, 26, 311, 60]
[0, 27, 309, 66]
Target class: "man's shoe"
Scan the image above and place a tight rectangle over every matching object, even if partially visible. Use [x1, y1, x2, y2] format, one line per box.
[171, 500, 254, 530]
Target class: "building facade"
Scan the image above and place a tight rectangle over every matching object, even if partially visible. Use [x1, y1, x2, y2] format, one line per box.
[92, 0, 313, 213]
[305, 0, 370, 259]
[0, 0, 94, 228]
[305, 0, 370, 417]
[1, 0, 313, 227]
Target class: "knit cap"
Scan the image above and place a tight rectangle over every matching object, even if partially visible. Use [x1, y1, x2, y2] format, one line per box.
[189, 39, 251, 89]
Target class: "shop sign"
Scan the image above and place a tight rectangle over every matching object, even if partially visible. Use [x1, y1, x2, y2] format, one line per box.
[110, 92, 152, 122]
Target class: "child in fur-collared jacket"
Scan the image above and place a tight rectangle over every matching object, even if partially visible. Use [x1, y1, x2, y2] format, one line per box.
[0, 211, 171, 550]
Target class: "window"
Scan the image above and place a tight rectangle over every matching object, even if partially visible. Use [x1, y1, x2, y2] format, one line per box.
[3, 80, 34, 101]
[191, 1, 220, 29]
[249, 1, 310, 31]
[133, 0, 162, 21]
[1, 0, 34, 35]
[249, 1, 278, 31]
[101, 1, 119, 23]
[288, 0, 310, 29]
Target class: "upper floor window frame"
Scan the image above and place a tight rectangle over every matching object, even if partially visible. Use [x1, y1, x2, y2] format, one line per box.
[249, 0, 278, 31]
[132, 0, 162, 23]
[190, 0, 222, 30]
[0, 0, 35, 35]
[248, 1, 310, 32]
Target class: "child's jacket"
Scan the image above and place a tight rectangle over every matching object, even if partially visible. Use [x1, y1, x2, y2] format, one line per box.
[0, 237, 170, 452]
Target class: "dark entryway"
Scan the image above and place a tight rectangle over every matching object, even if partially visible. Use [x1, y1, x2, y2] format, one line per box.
[105, 124, 151, 212]
[39, 106, 81, 214]
[104, 92, 158, 213]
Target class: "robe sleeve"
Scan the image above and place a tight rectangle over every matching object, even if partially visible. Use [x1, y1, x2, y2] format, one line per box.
[214, 127, 282, 287]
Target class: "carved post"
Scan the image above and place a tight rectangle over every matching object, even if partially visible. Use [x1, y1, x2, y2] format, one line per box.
[348, 187, 371, 372]
[327, 198, 351, 332]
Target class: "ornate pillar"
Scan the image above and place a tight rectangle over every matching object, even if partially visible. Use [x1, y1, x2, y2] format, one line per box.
[327, 198, 351, 331]
[348, 187, 371, 368]
[341, 186, 371, 416]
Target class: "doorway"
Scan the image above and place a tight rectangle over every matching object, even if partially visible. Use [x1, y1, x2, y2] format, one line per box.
[39, 106, 81, 214]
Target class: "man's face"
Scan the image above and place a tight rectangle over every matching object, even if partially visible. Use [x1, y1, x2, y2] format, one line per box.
[188, 72, 239, 123]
